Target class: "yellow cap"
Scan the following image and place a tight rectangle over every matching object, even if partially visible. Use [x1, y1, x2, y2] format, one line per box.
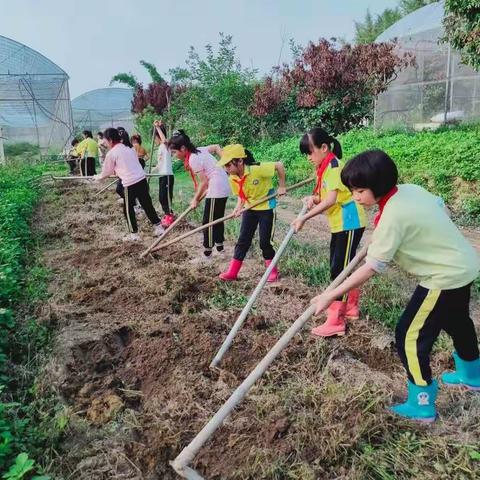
[217, 144, 246, 167]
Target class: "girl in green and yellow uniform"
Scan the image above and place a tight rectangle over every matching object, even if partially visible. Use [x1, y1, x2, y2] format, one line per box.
[217, 144, 286, 282]
[292, 127, 366, 337]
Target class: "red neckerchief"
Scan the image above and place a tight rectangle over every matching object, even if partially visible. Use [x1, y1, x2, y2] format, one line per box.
[312, 151, 336, 198]
[232, 167, 249, 202]
[184, 151, 198, 190]
[374, 186, 398, 228]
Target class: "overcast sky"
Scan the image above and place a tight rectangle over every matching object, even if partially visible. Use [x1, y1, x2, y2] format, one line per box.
[2, 0, 399, 98]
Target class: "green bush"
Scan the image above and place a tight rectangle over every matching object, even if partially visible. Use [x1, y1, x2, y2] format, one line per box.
[252, 124, 480, 216]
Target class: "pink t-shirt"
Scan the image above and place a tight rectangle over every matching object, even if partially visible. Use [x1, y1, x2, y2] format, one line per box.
[189, 147, 231, 198]
[100, 143, 145, 187]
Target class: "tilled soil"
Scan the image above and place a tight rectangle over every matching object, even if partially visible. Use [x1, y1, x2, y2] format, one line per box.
[36, 181, 480, 480]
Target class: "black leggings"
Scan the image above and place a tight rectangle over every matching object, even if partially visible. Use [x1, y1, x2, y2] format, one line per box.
[80, 157, 96, 176]
[396, 283, 479, 386]
[202, 197, 227, 252]
[159, 175, 175, 215]
[330, 228, 364, 301]
[234, 209, 276, 261]
[123, 179, 160, 233]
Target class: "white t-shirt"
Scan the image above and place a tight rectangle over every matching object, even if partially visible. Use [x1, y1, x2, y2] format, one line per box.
[100, 143, 145, 187]
[189, 147, 231, 198]
[157, 143, 173, 176]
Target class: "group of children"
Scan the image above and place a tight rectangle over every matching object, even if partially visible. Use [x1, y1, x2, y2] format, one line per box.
[86, 121, 479, 423]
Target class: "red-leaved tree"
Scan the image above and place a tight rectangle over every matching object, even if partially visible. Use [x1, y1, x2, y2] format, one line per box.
[251, 39, 414, 134]
[131, 82, 173, 115]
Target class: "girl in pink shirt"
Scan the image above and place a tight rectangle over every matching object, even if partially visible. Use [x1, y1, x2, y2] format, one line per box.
[95, 128, 164, 242]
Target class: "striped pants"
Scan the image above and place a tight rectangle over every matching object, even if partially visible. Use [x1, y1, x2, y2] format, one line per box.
[330, 228, 364, 300]
[202, 197, 228, 252]
[396, 283, 479, 386]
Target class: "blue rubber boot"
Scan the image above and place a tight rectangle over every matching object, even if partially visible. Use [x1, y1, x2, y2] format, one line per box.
[391, 380, 438, 422]
[441, 352, 480, 391]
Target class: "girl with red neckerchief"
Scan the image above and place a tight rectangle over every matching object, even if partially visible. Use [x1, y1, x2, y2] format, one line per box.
[311, 149, 480, 423]
[168, 130, 231, 262]
[292, 127, 366, 338]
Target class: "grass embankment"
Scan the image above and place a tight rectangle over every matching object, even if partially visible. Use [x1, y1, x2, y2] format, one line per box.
[254, 125, 480, 223]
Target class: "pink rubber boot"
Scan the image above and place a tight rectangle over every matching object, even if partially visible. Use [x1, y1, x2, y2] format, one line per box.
[219, 259, 243, 281]
[311, 301, 346, 337]
[345, 288, 360, 320]
[265, 259, 279, 282]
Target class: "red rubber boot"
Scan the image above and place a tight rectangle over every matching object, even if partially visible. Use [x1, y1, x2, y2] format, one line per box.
[219, 259, 243, 281]
[265, 259, 279, 282]
[345, 288, 360, 320]
[311, 301, 346, 337]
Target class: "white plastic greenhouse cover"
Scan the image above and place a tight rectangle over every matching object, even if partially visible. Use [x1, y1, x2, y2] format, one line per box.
[374, 1, 480, 130]
[377, 1, 445, 42]
[0, 34, 73, 152]
[71, 87, 135, 134]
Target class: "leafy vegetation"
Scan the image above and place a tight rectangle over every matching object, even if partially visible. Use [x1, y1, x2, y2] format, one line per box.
[0, 164, 59, 477]
[253, 124, 480, 220]
[443, 0, 480, 70]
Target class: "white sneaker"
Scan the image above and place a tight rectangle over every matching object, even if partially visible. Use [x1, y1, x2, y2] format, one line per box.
[153, 224, 165, 236]
[117, 198, 124, 204]
[134, 205, 144, 215]
[123, 233, 141, 242]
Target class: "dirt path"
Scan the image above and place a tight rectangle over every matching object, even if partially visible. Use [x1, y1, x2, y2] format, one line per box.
[36, 183, 480, 479]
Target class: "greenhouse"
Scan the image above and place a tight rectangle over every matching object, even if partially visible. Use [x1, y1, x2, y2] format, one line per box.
[71, 87, 135, 134]
[375, 0, 480, 130]
[0, 34, 73, 154]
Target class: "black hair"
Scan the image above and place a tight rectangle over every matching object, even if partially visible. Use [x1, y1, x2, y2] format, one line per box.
[168, 129, 199, 153]
[299, 127, 342, 159]
[118, 129, 133, 148]
[83, 130, 93, 139]
[97, 131, 103, 138]
[71, 138, 79, 146]
[231, 148, 259, 166]
[131, 134, 142, 144]
[341, 149, 398, 198]
[117, 126, 126, 132]
[155, 124, 167, 138]
[103, 127, 121, 144]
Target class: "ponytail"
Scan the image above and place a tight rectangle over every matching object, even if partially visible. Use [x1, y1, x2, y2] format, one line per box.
[299, 127, 342, 159]
[168, 129, 199, 153]
[243, 149, 260, 166]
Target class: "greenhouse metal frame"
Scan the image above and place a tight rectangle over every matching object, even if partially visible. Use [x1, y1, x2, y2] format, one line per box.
[71, 87, 135, 135]
[375, 1, 480, 130]
[0, 34, 73, 154]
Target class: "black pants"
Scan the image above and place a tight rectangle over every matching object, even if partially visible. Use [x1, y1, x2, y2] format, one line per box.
[202, 197, 228, 253]
[80, 157, 96, 176]
[67, 158, 78, 174]
[396, 283, 479, 386]
[330, 228, 364, 301]
[116, 179, 124, 199]
[234, 209, 275, 261]
[159, 175, 175, 215]
[123, 178, 160, 233]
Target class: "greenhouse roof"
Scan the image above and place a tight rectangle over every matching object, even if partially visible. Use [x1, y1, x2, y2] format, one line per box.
[71, 87, 134, 113]
[376, 1, 445, 42]
[0, 34, 67, 76]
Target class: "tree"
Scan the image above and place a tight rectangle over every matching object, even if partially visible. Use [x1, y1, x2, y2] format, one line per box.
[251, 39, 413, 135]
[164, 33, 260, 144]
[109, 73, 138, 89]
[443, 0, 480, 70]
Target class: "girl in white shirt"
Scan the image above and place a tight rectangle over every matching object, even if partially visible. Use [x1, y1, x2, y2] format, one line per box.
[168, 130, 231, 260]
[153, 120, 175, 227]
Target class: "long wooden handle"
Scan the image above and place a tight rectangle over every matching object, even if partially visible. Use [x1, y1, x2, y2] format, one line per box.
[140, 205, 194, 258]
[151, 177, 314, 253]
[94, 179, 117, 196]
[51, 174, 163, 180]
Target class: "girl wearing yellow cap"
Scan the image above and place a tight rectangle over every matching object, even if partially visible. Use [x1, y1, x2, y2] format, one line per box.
[218, 145, 286, 281]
